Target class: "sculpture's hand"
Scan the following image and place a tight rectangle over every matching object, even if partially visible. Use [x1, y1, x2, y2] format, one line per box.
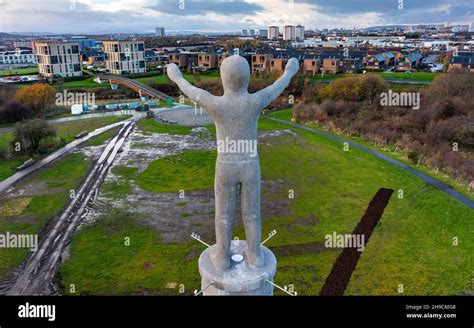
[167, 63, 183, 82]
[285, 58, 300, 76]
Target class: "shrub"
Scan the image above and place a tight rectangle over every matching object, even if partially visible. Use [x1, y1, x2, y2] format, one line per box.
[11, 119, 56, 156]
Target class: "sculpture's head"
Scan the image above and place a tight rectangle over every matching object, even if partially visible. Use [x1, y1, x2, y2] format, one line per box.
[220, 55, 250, 94]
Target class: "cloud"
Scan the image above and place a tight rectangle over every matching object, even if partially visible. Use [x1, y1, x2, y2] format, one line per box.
[147, 0, 264, 16]
[0, 0, 472, 33]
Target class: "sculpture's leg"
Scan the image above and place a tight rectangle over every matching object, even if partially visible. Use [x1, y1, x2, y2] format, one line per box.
[211, 162, 238, 271]
[241, 161, 264, 267]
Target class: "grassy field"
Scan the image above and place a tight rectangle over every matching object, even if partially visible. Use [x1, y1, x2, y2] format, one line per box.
[0, 116, 126, 150]
[0, 153, 91, 280]
[0, 67, 38, 76]
[84, 126, 120, 147]
[376, 72, 440, 82]
[59, 115, 473, 296]
[133, 71, 220, 86]
[54, 77, 109, 90]
[0, 116, 126, 181]
[267, 109, 474, 201]
[137, 150, 216, 193]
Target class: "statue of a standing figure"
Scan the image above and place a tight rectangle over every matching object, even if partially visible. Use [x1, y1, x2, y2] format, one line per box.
[167, 55, 299, 272]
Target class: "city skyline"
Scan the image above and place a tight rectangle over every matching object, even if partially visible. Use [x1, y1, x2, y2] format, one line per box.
[0, 0, 473, 34]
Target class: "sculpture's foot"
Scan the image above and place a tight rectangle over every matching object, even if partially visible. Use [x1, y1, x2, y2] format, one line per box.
[209, 249, 231, 271]
[246, 248, 264, 268]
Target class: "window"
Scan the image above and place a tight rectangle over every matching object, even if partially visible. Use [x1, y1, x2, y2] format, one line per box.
[74, 64, 81, 72]
[139, 60, 145, 68]
[71, 46, 79, 54]
[138, 43, 144, 51]
[51, 56, 58, 64]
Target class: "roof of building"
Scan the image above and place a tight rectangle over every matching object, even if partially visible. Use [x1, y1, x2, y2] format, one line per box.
[374, 53, 386, 62]
[0, 50, 34, 55]
[406, 52, 423, 62]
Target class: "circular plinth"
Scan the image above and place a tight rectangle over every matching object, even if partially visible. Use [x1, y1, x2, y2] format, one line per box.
[198, 241, 277, 296]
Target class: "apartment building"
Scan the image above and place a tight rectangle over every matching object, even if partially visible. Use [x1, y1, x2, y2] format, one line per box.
[251, 54, 273, 74]
[0, 50, 37, 65]
[270, 58, 288, 74]
[34, 42, 82, 78]
[322, 58, 342, 74]
[218, 53, 231, 68]
[283, 25, 295, 41]
[103, 41, 146, 74]
[169, 53, 189, 68]
[197, 53, 218, 70]
[303, 57, 321, 75]
[268, 26, 279, 40]
[295, 25, 305, 41]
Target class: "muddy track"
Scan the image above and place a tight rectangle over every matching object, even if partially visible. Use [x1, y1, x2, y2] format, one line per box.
[0, 121, 136, 295]
[320, 188, 394, 296]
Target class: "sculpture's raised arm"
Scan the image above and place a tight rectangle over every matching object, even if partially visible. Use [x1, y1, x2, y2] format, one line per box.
[254, 58, 300, 109]
[167, 63, 216, 109]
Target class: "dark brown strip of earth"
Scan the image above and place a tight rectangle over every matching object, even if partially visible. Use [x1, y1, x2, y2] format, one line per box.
[319, 188, 394, 296]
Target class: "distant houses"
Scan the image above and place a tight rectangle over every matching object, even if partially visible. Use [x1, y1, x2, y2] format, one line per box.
[448, 51, 474, 72]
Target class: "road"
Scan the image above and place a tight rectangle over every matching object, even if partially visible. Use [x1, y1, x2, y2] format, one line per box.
[0, 110, 136, 133]
[265, 116, 474, 210]
[1, 120, 137, 295]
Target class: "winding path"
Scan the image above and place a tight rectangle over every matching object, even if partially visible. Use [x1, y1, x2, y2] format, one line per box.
[264, 116, 474, 210]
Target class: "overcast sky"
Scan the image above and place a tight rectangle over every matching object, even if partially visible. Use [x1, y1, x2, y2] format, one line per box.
[0, 0, 473, 34]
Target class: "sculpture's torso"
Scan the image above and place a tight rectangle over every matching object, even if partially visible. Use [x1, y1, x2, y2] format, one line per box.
[208, 93, 261, 163]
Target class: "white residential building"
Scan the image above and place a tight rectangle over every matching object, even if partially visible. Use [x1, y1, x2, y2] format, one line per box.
[155, 27, 165, 37]
[34, 42, 82, 78]
[268, 26, 279, 40]
[295, 25, 305, 41]
[103, 41, 146, 74]
[0, 50, 37, 65]
[283, 25, 295, 41]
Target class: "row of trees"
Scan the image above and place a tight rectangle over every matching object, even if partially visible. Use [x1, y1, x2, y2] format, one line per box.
[293, 72, 474, 185]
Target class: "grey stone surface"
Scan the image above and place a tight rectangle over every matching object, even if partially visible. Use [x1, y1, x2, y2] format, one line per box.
[159, 106, 214, 126]
[168, 55, 298, 283]
[199, 240, 276, 295]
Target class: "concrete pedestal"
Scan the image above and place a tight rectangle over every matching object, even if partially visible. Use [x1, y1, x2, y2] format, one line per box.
[198, 240, 277, 295]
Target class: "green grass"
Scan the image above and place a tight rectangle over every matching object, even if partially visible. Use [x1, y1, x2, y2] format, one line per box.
[53, 116, 126, 144]
[101, 166, 138, 199]
[137, 150, 216, 193]
[376, 72, 439, 82]
[137, 118, 196, 135]
[84, 126, 120, 147]
[133, 71, 220, 86]
[55, 77, 109, 90]
[267, 109, 474, 201]
[0, 67, 38, 76]
[0, 159, 22, 181]
[0, 131, 13, 152]
[0, 116, 126, 181]
[59, 215, 200, 295]
[0, 153, 90, 280]
[58, 107, 473, 296]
